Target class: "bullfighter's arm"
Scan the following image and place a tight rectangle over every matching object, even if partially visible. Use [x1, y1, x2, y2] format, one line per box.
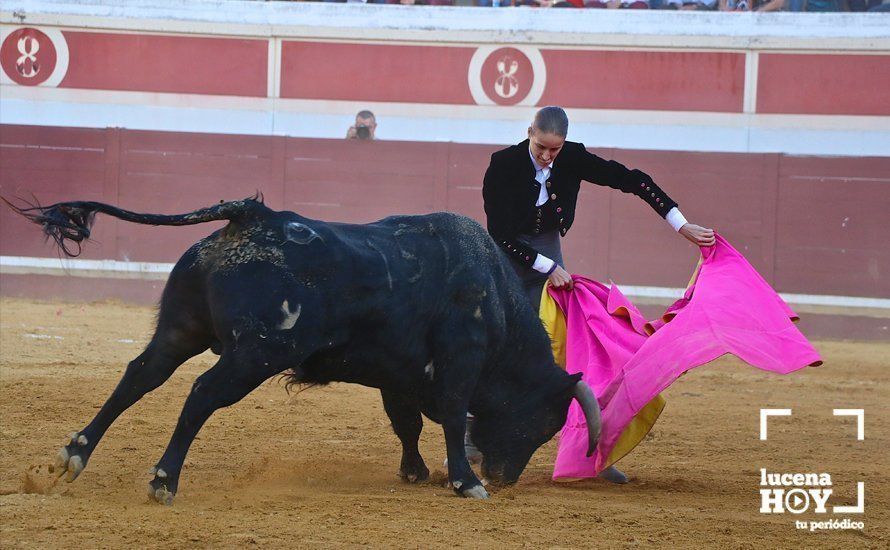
[573, 143, 715, 246]
[572, 141, 679, 219]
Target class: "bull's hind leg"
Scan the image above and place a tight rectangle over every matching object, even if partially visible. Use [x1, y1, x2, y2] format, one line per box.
[55, 332, 209, 483]
[147, 344, 286, 505]
[381, 390, 429, 483]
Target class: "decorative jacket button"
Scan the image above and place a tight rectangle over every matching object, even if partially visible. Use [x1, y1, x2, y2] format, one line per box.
[646, 187, 650, 191]
[550, 194, 557, 200]
[556, 207, 562, 213]
[651, 193, 656, 198]
[546, 181, 552, 188]
[640, 182, 645, 188]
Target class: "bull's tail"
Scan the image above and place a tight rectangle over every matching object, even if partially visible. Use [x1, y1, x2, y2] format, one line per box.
[3, 195, 266, 257]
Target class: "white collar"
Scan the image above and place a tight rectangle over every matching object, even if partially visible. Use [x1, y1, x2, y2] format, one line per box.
[528, 147, 553, 172]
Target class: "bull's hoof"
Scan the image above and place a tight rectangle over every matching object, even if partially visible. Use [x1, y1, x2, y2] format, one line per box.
[147, 468, 177, 505]
[398, 461, 430, 484]
[53, 432, 89, 482]
[149, 483, 175, 506]
[452, 480, 489, 499]
[460, 484, 490, 499]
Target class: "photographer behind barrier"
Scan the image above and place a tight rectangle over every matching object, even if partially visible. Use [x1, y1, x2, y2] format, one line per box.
[346, 110, 377, 140]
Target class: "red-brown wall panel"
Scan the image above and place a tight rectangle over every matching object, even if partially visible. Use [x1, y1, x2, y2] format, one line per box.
[604, 150, 781, 285]
[758, 54, 890, 116]
[283, 138, 442, 223]
[540, 51, 745, 113]
[59, 32, 268, 97]
[444, 142, 500, 223]
[113, 130, 278, 262]
[774, 155, 890, 296]
[0, 125, 111, 259]
[280, 42, 476, 104]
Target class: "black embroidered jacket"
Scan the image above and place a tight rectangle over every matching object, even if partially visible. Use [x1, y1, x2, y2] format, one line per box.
[482, 139, 678, 268]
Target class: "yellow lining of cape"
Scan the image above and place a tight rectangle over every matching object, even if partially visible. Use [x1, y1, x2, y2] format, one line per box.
[539, 282, 666, 472]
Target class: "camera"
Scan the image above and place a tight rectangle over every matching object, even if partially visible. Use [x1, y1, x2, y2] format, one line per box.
[355, 125, 371, 140]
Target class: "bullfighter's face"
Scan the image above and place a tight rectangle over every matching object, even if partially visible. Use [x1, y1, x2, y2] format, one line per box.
[527, 127, 565, 168]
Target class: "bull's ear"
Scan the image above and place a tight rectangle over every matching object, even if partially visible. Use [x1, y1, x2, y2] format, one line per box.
[568, 372, 583, 384]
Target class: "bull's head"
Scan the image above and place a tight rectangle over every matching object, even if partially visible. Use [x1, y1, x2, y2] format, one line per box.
[472, 374, 601, 486]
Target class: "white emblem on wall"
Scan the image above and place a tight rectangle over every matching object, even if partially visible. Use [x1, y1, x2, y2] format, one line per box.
[494, 56, 520, 99]
[0, 26, 70, 87]
[468, 45, 546, 107]
[16, 35, 41, 78]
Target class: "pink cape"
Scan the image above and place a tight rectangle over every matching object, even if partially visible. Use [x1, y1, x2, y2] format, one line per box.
[549, 234, 822, 478]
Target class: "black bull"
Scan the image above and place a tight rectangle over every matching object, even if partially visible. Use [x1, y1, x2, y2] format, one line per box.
[8, 197, 601, 503]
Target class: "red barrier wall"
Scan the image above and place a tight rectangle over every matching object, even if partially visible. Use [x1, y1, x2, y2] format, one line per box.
[7, 27, 888, 116]
[758, 54, 890, 116]
[59, 32, 268, 97]
[538, 50, 745, 112]
[3, 124, 888, 302]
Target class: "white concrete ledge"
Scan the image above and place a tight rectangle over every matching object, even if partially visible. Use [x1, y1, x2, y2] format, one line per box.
[4, 87, 889, 156]
[0, 255, 174, 280]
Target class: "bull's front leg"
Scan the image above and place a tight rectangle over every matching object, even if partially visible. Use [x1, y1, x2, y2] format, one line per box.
[429, 303, 491, 499]
[431, 343, 488, 499]
[380, 390, 429, 483]
[441, 412, 488, 499]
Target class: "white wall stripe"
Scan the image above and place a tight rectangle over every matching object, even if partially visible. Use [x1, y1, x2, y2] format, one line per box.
[266, 37, 276, 100]
[1, 256, 174, 281]
[743, 50, 759, 115]
[2, 255, 888, 310]
[274, 37, 282, 100]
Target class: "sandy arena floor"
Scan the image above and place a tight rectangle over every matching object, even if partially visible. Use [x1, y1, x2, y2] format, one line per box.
[0, 298, 887, 549]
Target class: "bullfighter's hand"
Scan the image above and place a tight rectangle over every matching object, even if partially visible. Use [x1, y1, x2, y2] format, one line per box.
[548, 265, 573, 290]
[679, 223, 716, 247]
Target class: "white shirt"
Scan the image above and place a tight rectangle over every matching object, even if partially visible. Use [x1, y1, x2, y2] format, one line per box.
[530, 150, 553, 207]
[527, 148, 688, 274]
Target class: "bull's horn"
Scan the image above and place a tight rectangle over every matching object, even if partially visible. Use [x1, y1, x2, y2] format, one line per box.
[572, 381, 601, 457]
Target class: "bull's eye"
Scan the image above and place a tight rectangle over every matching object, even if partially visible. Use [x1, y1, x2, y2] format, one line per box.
[284, 222, 322, 245]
